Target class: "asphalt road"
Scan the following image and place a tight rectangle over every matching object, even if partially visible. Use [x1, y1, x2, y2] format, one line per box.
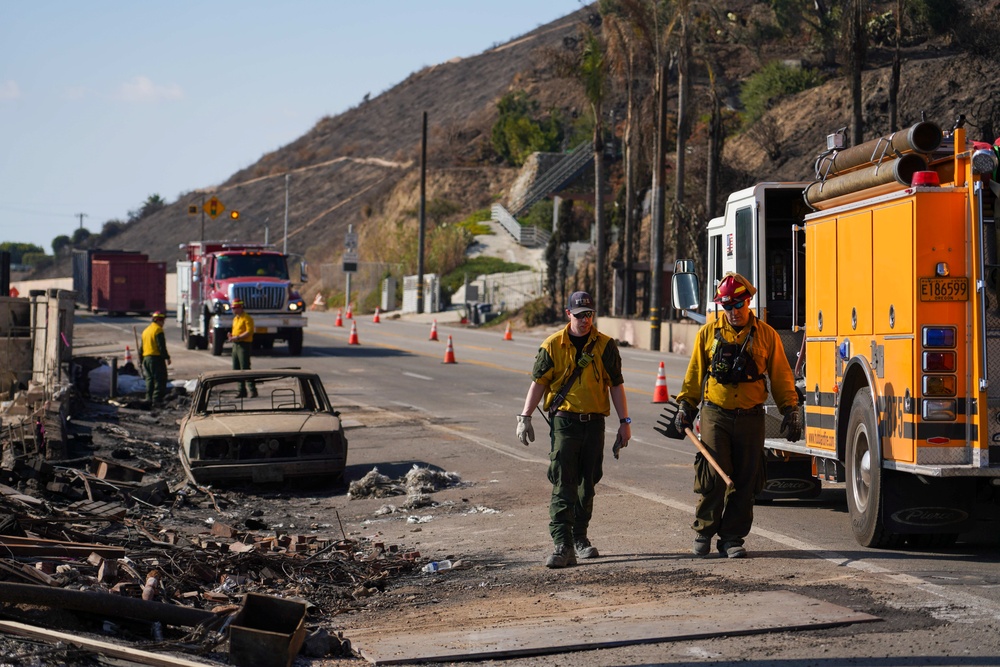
[81, 309, 1000, 647]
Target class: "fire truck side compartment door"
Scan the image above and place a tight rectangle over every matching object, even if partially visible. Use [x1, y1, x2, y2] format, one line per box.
[837, 210, 873, 335]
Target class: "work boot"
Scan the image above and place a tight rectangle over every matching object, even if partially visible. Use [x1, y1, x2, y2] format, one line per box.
[718, 541, 747, 559]
[236, 389, 247, 398]
[693, 535, 712, 557]
[574, 537, 599, 559]
[544, 543, 577, 568]
[249, 388, 258, 398]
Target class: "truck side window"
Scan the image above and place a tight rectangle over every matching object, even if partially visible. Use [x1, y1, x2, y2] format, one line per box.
[735, 206, 754, 284]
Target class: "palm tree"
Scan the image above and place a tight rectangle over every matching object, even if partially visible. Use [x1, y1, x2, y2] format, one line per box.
[580, 31, 609, 316]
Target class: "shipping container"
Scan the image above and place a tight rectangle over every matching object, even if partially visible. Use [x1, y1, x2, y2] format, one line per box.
[72, 249, 146, 309]
[91, 258, 166, 315]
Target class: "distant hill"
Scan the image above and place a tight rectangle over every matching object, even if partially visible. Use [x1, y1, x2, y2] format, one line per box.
[35, 0, 1000, 307]
[38, 7, 592, 281]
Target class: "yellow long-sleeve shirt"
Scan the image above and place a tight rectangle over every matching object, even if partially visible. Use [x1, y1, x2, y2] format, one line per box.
[677, 313, 797, 412]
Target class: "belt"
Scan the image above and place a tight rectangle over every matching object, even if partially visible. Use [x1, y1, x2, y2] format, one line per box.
[705, 401, 764, 416]
[553, 411, 605, 422]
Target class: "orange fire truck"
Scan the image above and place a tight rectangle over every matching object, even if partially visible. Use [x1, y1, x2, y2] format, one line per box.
[671, 118, 1000, 547]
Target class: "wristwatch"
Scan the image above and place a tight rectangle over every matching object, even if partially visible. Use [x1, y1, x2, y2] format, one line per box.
[620, 417, 631, 424]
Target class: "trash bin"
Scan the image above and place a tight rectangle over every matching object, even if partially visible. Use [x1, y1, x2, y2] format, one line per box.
[477, 303, 492, 322]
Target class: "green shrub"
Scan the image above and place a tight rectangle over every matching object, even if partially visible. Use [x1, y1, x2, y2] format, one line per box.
[908, 0, 954, 35]
[440, 257, 531, 296]
[740, 61, 824, 126]
[491, 91, 564, 166]
[521, 297, 556, 327]
[457, 208, 493, 236]
[521, 200, 554, 233]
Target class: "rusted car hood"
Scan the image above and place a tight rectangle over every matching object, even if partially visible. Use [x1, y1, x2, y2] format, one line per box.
[182, 413, 339, 438]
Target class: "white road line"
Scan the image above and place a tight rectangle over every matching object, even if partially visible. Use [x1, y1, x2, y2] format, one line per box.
[402, 371, 434, 381]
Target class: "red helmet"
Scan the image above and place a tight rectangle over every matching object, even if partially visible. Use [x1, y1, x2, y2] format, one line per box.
[714, 274, 752, 305]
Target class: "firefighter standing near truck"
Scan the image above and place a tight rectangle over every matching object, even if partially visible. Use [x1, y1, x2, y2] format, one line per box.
[227, 299, 257, 398]
[675, 273, 800, 559]
[139, 312, 171, 406]
[517, 291, 631, 568]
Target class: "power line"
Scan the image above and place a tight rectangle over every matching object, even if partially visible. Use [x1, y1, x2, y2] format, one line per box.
[75, 212, 88, 229]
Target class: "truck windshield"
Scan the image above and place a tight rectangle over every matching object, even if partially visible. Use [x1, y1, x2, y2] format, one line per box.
[216, 255, 289, 280]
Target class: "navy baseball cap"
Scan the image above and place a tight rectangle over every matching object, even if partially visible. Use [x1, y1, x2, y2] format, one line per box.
[568, 291, 595, 315]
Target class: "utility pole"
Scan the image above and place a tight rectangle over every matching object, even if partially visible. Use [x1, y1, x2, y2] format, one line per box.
[417, 111, 427, 314]
[283, 174, 290, 254]
[649, 60, 668, 352]
[75, 212, 88, 230]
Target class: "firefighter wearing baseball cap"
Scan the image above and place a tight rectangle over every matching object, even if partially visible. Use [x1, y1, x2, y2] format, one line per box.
[674, 272, 800, 559]
[227, 299, 257, 398]
[517, 291, 631, 568]
[140, 311, 171, 406]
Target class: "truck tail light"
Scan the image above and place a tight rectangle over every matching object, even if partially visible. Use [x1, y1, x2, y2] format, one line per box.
[922, 399, 957, 421]
[922, 375, 956, 396]
[922, 351, 955, 372]
[921, 326, 958, 422]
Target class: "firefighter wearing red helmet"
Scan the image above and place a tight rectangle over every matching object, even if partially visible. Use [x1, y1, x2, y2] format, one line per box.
[674, 272, 800, 559]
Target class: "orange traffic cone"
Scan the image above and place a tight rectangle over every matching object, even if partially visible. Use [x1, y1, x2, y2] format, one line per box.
[373, 307, 381, 324]
[335, 309, 343, 327]
[429, 319, 439, 341]
[348, 321, 360, 345]
[653, 361, 670, 403]
[124, 345, 134, 366]
[503, 321, 513, 341]
[442, 335, 457, 364]
[345, 302, 353, 319]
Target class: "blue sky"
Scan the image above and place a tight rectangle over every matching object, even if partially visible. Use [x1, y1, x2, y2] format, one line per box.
[0, 1, 584, 252]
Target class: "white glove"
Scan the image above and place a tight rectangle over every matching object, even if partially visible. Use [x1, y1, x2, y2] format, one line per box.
[516, 415, 534, 446]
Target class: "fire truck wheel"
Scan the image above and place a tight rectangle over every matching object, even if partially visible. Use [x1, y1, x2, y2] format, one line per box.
[288, 329, 303, 356]
[846, 387, 895, 548]
[210, 329, 225, 356]
[182, 309, 197, 350]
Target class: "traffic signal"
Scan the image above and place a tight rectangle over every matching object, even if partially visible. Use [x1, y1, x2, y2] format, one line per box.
[209, 202, 218, 216]
[230, 210, 240, 220]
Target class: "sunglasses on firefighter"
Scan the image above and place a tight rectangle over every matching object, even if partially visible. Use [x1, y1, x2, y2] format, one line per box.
[572, 311, 595, 319]
[721, 300, 746, 311]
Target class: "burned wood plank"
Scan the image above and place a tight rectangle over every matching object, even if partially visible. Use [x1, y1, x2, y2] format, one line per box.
[0, 582, 218, 627]
[0, 535, 125, 559]
[0, 619, 217, 667]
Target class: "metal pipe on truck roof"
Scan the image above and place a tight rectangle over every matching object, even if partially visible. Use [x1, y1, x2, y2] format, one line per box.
[821, 121, 941, 177]
[804, 153, 928, 209]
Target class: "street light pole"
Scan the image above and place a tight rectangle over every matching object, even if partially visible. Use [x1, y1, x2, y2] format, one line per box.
[283, 174, 290, 254]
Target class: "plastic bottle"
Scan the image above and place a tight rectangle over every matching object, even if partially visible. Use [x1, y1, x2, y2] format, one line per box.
[421, 560, 453, 573]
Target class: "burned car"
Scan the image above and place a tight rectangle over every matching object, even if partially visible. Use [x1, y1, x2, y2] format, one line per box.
[179, 369, 347, 485]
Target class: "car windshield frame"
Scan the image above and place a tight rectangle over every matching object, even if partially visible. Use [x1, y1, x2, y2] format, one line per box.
[193, 373, 333, 415]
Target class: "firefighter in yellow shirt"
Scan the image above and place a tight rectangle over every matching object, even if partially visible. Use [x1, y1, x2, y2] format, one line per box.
[139, 312, 171, 405]
[227, 299, 257, 398]
[675, 273, 800, 559]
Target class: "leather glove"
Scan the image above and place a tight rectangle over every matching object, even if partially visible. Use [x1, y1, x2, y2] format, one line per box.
[674, 401, 696, 435]
[780, 406, 802, 442]
[516, 415, 535, 447]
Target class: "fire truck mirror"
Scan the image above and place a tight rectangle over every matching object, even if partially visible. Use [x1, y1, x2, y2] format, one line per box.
[300, 261, 309, 283]
[192, 261, 201, 282]
[672, 271, 701, 312]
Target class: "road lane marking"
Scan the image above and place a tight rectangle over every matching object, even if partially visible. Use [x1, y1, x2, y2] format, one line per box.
[403, 372, 433, 381]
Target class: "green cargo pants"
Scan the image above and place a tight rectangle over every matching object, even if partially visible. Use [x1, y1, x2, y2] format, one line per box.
[142, 356, 168, 404]
[232, 342, 256, 395]
[547, 415, 605, 546]
[692, 403, 766, 547]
